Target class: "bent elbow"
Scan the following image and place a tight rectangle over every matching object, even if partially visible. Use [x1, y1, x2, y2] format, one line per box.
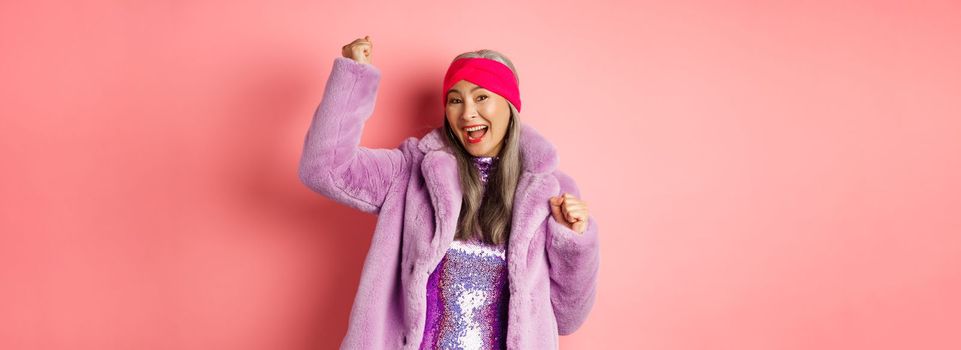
[298, 157, 335, 195]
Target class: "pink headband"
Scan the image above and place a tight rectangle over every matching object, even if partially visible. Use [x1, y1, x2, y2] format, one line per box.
[442, 57, 521, 112]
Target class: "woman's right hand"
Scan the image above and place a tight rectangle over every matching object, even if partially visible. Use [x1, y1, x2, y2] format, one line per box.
[341, 35, 373, 65]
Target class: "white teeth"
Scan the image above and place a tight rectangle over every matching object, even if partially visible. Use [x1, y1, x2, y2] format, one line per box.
[464, 125, 488, 132]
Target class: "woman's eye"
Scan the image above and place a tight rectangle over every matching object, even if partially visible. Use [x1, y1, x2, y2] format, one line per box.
[477, 95, 488, 101]
[448, 98, 461, 104]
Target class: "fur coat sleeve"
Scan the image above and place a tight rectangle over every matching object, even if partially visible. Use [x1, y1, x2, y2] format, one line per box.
[545, 169, 601, 335]
[298, 57, 408, 214]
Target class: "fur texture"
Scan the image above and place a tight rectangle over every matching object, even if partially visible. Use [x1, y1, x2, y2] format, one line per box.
[299, 57, 600, 349]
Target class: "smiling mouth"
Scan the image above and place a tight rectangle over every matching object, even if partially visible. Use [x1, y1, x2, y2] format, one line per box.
[464, 125, 488, 144]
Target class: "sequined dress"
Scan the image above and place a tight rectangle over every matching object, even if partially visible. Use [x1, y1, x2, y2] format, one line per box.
[419, 155, 509, 350]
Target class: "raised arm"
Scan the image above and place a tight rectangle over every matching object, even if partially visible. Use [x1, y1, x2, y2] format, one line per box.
[545, 170, 600, 335]
[297, 54, 408, 214]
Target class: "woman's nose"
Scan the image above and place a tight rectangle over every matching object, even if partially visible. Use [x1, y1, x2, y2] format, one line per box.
[460, 101, 478, 119]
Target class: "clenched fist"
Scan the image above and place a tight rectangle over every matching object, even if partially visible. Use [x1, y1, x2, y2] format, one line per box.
[549, 193, 590, 234]
[342, 35, 373, 65]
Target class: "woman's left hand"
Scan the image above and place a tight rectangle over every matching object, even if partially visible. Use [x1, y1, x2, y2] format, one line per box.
[549, 193, 589, 234]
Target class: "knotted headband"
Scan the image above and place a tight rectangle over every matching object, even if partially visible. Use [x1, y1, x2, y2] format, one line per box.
[442, 57, 522, 112]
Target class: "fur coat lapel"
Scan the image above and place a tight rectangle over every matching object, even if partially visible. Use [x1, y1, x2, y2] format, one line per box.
[414, 123, 559, 268]
[401, 123, 562, 348]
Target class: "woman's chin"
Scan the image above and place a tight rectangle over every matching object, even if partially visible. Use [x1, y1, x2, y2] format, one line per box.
[464, 145, 490, 157]
[460, 138, 500, 157]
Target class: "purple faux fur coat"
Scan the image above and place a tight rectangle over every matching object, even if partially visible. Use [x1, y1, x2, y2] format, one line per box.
[298, 57, 600, 349]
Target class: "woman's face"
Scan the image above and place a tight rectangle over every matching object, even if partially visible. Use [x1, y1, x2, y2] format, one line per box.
[445, 79, 511, 157]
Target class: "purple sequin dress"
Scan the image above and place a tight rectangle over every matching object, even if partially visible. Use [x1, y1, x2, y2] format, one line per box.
[420, 156, 509, 350]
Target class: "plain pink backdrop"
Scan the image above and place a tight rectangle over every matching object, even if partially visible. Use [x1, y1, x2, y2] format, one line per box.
[2, 0, 960, 349]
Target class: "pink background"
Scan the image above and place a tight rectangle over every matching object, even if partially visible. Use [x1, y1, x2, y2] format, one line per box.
[2, 0, 960, 349]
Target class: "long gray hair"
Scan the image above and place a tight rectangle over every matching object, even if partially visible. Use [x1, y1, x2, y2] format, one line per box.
[442, 49, 523, 246]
